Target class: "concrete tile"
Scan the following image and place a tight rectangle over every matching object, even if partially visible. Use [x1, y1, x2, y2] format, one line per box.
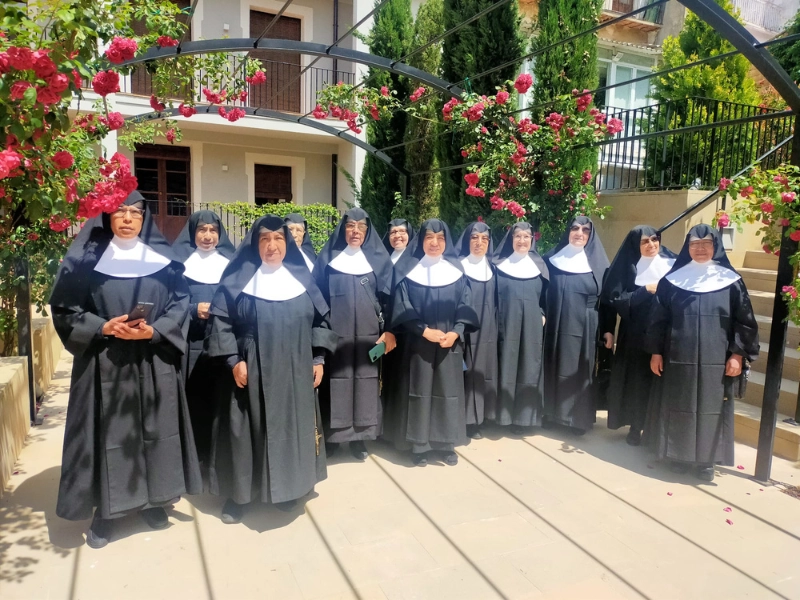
[329, 533, 438, 587]
[444, 513, 552, 560]
[379, 564, 505, 600]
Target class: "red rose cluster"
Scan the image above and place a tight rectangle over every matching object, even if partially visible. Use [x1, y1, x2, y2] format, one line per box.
[104, 37, 138, 64]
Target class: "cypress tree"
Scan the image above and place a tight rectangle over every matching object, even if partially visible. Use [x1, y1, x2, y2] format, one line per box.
[438, 0, 524, 230]
[360, 0, 413, 232]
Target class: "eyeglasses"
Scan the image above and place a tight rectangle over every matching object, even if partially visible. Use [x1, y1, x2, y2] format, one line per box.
[640, 235, 660, 245]
[114, 206, 144, 219]
[389, 228, 408, 237]
[345, 222, 368, 233]
[513, 234, 533, 241]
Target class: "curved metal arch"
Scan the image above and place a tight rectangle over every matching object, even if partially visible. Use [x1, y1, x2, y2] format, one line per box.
[125, 105, 409, 177]
[678, 0, 800, 113]
[114, 38, 463, 98]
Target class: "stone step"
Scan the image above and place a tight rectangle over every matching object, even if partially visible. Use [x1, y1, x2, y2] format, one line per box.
[755, 314, 800, 347]
[739, 267, 777, 293]
[742, 369, 798, 416]
[752, 341, 800, 378]
[749, 289, 777, 317]
[743, 249, 779, 270]
[734, 400, 800, 462]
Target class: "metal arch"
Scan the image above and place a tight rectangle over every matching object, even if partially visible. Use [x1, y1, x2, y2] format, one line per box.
[125, 105, 409, 177]
[113, 39, 463, 98]
[677, 0, 800, 113]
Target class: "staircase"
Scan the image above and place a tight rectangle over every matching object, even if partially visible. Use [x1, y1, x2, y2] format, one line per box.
[736, 250, 800, 461]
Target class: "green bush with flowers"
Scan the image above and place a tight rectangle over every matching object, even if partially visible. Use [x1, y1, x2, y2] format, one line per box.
[713, 164, 800, 323]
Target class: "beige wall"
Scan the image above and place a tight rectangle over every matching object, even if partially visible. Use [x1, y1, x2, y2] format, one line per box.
[595, 190, 764, 268]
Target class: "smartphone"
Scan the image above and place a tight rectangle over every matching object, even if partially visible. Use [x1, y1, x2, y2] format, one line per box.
[369, 341, 386, 363]
[126, 302, 154, 323]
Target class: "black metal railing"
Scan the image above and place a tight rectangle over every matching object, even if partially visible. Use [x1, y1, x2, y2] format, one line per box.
[596, 97, 794, 192]
[602, 0, 665, 25]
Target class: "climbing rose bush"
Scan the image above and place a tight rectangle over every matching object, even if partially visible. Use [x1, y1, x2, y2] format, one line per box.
[312, 81, 401, 134]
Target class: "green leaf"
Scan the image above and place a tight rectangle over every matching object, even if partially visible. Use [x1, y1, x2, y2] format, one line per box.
[22, 86, 37, 107]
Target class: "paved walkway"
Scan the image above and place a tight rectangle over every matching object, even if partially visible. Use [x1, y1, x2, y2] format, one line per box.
[2, 351, 800, 600]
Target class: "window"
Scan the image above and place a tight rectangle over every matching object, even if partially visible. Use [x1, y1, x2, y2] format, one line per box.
[254, 164, 292, 205]
[134, 144, 191, 242]
[249, 11, 302, 112]
[598, 59, 652, 110]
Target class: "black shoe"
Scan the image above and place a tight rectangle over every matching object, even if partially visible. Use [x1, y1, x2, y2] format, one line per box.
[140, 507, 169, 530]
[274, 499, 297, 512]
[325, 442, 338, 458]
[669, 461, 690, 475]
[541, 419, 554, 430]
[695, 465, 715, 482]
[412, 452, 428, 467]
[221, 499, 244, 524]
[350, 440, 368, 461]
[443, 451, 458, 466]
[86, 512, 111, 549]
[509, 424, 525, 436]
[466, 425, 483, 439]
[626, 429, 642, 446]
[569, 427, 586, 436]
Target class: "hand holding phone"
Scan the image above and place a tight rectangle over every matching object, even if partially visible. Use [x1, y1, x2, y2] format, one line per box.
[126, 302, 154, 324]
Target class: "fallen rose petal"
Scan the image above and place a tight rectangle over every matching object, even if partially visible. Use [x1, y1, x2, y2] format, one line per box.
[725, 519, 733, 525]
[667, 492, 673, 496]
[759, 488, 764, 491]
[13, 471, 19, 475]
[723, 507, 732, 512]
[737, 465, 745, 470]
[498, 459, 502, 462]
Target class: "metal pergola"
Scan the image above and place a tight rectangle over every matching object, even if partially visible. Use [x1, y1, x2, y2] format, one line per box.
[106, 0, 800, 481]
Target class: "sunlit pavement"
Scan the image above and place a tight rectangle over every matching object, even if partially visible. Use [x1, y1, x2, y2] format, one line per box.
[2, 350, 799, 600]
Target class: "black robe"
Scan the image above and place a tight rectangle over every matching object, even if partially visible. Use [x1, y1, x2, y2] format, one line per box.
[206, 292, 336, 504]
[644, 279, 758, 466]
[464, 275, 498, 425]
[494, 273, 546, 426]
[53, 266, 202, 520]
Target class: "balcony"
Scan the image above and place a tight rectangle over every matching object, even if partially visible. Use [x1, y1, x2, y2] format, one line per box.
[732, 0, 793, 33]
[601, 0, 665, 32]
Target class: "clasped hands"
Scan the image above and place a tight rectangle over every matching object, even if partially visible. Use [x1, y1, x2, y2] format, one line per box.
[232, 361, 324, 389]
[102, 314, 154, 340]
[650, 353, 743, 377]
[422, 327, 459, 348]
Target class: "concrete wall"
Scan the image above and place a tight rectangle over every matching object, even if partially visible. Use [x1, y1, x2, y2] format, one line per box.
[594, 190, 764, 268]
[0, 357, 29, 497]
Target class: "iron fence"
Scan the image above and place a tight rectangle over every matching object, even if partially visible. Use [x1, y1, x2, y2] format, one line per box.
[602, 0, 665, 24]
[596, 97, 794, 192]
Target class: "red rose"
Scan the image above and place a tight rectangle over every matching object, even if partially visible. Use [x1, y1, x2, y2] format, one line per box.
[92, 70, 120, 97]
[312, 104, 328, 119]
[790, 230, 800, 242]
[203, 88, 222, 104]
[514, 73, 532, 94]
[49, 215, 72, 232]
[381, 86, 389, 97]
[47, 73, 69, 93]
[464, 172, 480, 187]
[716, 213, 730, 228]
[105, 37, 138, 64]
[157, 36, 180, 48]
[32, 50, 56, 78]
[246, 70, 267, 85]
[719, 178, 732, 190]
[781, 192, 796, 203]
[740, 185, 754, 198]
[166, 129, 176, 143]
[465, 186, 485, 197]
[178, 103, 197, 118]
[52, 151, 74, 170]
[7, 47, 34, 70]
[496, 90, 510, 105]
[150, 95, 166, 112]
[606, 117, 624, 135]
[580, 170, 592, 185]
[410, 86, 426, 102]
[10, 81, 33, 100]
[0, 149, 23, 179]
[105, 111, 125, 130]
[227, 108, 246, 122]
[761, 202, 774, 213]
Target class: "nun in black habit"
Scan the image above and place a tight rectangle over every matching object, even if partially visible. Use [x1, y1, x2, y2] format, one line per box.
[543, 216, 613, 434]
[385, 219, 480, 466]
[49, 191, 202, 549]
[383, 218, 415, 265]
[644, 224, 758, 482]
[206, 215, 338, 522]
[491, 222, 550, 433]
[599, 226, 675, 446]
[172, 210, 236, 458]
[455, 222, 498, 439]
[313, 208, 395, 461]
[285, 212, 317, 272]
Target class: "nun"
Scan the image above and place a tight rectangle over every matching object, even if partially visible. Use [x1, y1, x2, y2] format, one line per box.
[543, 216, 613, 434]
[313, 208, 395, 460]
[385, 219, 480, 466]
[383, 218, 415, 264]
[172, 210, 236, 458]
[599, 226, 676, 446]
[49, 191, 202, 549]
[205, 215, 338, 521]
[645, 224, 758, 482]
[492, 222, 549, 434]
[285, 212, 317, 272]
[455, 221, 498, 439]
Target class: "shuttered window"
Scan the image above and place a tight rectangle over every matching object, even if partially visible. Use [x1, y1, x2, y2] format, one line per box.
[249, 11, 302, 113]
[254, 164, 292, 205]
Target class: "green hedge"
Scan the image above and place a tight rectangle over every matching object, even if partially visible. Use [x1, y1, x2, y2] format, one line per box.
[205, 202, 340, 253]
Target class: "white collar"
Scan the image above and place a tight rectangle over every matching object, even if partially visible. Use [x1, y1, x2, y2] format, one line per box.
[549, 243, 591, 274]
[94, 236, 171, 278]
[460, 253, 493, 282]
[406, 254, 463, 287]
[242, 263, 306, 301]
[183, 248, 230, 284]
[634, 254, 675, 286]
[496, 251, 541, 280]
[328, 245, 373, 275]
[665, 260, 741, 293]
[390, 247, 406, 264]
[301, 251, 315, 272]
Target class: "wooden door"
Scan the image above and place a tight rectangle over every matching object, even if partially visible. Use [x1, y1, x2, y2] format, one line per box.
[254, 164, 293, 205]
[249, 11, 302, 113]
[134, 144, 191, 242]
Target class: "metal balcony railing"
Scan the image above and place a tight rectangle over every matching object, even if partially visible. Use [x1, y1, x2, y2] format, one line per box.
[731, 0, 792, 33]
[602, 0, 665, 25]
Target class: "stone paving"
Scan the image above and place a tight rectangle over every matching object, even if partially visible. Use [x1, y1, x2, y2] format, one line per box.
[1, 351, 800, 600]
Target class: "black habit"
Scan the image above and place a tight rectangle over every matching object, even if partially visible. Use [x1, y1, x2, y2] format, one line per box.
[384, 219, 480, 453]
[207, 216, 338, 504]
[49, 191, 202, 521]
[643, 224, 758, 466]
[491, 222, 550, 427]
[600, 225, 676, 433]
[543, 216, 613, 432]
[285, 212, 317, 270]
[313, 208, 393, 443]
[455, 222, 498, 427]
[172, 210, 236, 457]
